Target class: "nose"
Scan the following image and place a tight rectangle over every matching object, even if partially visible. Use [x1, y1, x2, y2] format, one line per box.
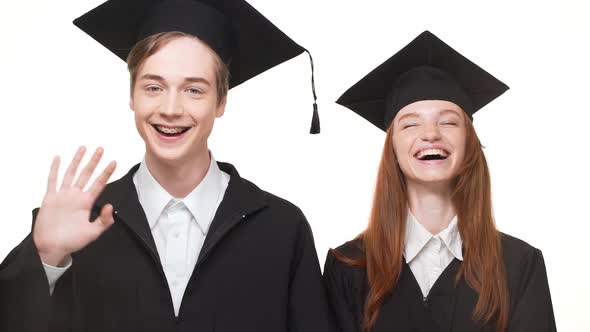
[420, 123, 442, 142]
[159, 92, 183, 117]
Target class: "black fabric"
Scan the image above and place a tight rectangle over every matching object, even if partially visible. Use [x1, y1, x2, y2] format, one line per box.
[0, 162, 335, 332]
[0, 232, 51, 332]
[73, 0, 305, 88]
[138, 1, 234, 62]
[324, 234, 557, 332]
[336, 31, 509, 131]
[384, 66, 473, 126]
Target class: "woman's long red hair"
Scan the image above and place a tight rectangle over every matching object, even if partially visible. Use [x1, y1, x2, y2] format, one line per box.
[336, 117, 509, 331]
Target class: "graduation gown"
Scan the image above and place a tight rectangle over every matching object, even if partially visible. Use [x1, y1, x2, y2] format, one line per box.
[0, 162, 334, 332]
[323, 234, 556, 332]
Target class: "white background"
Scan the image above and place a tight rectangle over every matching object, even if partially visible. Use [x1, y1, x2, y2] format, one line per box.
[0, 0, 588, 330]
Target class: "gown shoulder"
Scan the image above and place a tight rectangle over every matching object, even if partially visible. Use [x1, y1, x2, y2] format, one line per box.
[323, 238, 367, 332]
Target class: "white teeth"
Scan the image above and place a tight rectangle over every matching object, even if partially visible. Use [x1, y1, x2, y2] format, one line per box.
[155, 126, 186, 134]
[416, 148, 448, 159]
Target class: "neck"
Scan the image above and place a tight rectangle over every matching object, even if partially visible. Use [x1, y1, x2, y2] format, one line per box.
[144, 149, 211, 198]
[406, 180, 455, 235]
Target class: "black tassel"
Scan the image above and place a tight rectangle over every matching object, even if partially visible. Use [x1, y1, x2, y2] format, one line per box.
[310, 102, 320, 134]
[305, 49, 320, 134]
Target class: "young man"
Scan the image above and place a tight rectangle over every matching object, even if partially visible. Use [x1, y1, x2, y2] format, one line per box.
[0, 1, 333, 331]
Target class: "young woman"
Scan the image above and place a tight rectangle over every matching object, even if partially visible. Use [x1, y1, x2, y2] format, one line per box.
[324, 31, 556, 332]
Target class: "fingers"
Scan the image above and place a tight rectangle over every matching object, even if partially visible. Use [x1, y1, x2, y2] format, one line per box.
[87, 161, 117, 200]
[74, 147, 104, 190]
[46, 156, 60, 194]
[60, 146, 86, 190]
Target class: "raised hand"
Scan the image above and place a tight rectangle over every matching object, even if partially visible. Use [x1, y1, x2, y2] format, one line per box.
[33, 146, 117, 267]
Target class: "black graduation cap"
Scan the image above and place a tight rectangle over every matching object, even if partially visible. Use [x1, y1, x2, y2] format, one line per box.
[74, 0, 320, 133]
[336, 31, 509, 131]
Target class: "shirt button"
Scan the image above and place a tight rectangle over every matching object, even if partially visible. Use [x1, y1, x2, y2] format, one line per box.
[173, 232, 180, 239]
[171, 280, 179, 288]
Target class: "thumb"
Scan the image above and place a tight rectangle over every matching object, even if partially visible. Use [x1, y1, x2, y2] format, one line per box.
[91, 204, 115, 237]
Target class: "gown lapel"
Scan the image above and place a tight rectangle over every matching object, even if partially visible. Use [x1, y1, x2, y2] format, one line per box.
[397, 259, 460, 332]
[196, 162, 268, 268]
[93, 164, 160, 266]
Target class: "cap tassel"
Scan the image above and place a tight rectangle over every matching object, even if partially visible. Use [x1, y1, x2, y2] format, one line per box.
[310, 102, 320, 134]
[305, 49, 320, 134]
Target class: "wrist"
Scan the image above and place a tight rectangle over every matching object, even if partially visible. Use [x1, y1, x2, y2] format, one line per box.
[34, 239, 69, 267]
[38, 250, 69, 267]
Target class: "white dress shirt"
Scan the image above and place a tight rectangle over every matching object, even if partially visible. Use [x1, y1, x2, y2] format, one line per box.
[404, 211, 463, 297]
[43, 154, 229, 317]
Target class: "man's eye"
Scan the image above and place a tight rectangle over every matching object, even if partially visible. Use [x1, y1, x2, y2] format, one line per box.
[187, 88, 203, 95]
[403, 124, 417, 129]
[146, 86, 162, 92]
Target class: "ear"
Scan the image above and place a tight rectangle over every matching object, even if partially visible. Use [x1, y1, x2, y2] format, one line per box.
[215, 95, 227, 118]
[129, 82, 136, 111]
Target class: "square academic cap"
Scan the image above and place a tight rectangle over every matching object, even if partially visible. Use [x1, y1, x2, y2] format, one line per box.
[74, 0, 320, 133]
[336, 31, 509, 131]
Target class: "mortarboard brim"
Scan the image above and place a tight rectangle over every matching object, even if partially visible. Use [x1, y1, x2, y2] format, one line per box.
[336, 31, 509, 131]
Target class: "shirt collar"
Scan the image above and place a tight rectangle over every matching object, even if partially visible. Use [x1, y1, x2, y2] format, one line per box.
[133, 153, 228, 234]
[438, 216, 463, 261]
[182, 155, 227, 235]
[404, 211, 463, 263]
[133, 161, 172, 230]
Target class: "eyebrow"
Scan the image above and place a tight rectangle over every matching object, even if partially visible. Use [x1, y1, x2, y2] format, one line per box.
[397, 112, 419, 122]
[440, 109, 462, 117]
[139, 74, 166, 83]
[139, 74, 211, 86]
[184, 77, 211, 86]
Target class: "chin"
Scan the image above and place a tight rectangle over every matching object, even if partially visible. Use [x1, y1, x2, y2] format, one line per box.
[407, 168, 456, 186]
[414, 176, 454, 185]
[145, 144, 191, 164]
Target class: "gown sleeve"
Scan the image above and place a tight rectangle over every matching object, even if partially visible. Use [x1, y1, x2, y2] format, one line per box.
[323, 250, 363, 332]
[0, 208, 75, 332]
[508, 248, 557, 332]
[0, 209, 52, 332]
[286, 214, 337, 332]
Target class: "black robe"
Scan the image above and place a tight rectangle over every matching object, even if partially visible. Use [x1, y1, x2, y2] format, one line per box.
[323, 234, 556, 332]
[0, 162, 335, 332]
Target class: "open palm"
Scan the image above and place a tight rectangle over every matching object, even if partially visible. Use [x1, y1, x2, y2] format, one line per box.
[33, 146, 117, 266]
